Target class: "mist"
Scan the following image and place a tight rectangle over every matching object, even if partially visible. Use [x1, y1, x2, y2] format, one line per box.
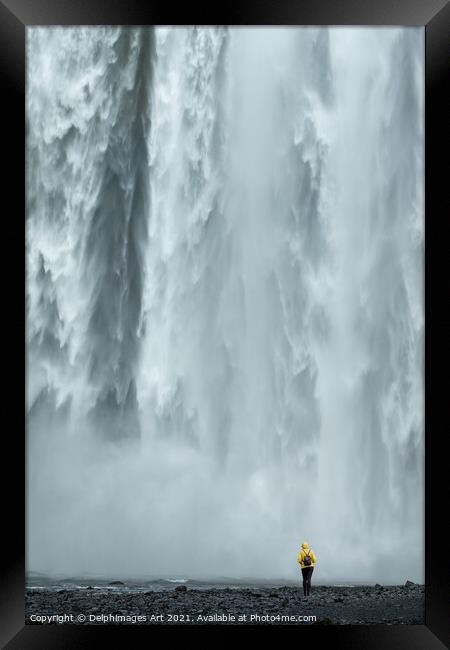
[26, 27, 424, 584]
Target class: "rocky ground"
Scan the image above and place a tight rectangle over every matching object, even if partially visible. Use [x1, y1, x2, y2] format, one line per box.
[26, 581, 424, 625]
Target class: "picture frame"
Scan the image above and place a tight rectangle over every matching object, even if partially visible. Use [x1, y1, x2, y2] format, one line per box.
[1, 0, 448, 646]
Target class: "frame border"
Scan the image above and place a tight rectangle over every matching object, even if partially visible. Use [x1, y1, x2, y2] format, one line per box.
[1, 0, 448, 646]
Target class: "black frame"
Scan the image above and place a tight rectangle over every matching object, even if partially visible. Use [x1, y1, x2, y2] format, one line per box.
[1, 0, 448, 646]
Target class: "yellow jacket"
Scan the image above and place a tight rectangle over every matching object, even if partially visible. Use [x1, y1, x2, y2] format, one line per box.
[298, 546, 317, 568]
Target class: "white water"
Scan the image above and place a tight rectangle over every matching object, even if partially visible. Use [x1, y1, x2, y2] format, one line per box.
[26, 27, 424, 583]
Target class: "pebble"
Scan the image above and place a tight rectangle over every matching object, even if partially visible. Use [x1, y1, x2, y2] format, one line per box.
[25, 585, 425, 625]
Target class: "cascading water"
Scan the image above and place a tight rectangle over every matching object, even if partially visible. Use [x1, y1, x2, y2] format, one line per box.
[26, 27, 424, 583]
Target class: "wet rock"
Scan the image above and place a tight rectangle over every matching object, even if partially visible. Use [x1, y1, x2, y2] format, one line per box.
[25, 584, 425, 625]
[404, 580, 415, 588]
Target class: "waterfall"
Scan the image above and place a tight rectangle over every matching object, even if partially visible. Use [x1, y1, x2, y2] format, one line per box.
[26, 27, 424, 583]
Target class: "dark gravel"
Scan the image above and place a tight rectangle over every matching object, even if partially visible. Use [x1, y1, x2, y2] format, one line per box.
[26, 583, 424, 625]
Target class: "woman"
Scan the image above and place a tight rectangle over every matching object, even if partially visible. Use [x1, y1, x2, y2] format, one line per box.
[297, 541, 317, 597]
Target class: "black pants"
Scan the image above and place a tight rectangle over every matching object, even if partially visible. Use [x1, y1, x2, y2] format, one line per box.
[301, 567, 314, 596]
